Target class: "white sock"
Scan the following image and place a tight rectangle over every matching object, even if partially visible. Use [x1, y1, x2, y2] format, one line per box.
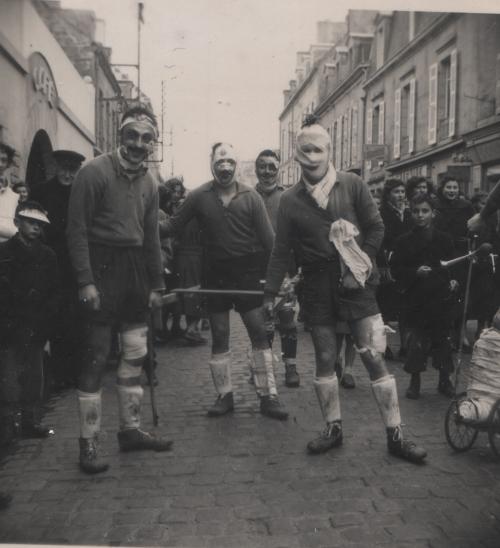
[77, 389, 102, 439]
[209, 352, 233, 396]
[116, 384, 143, 430]
[252, 349, 278, 397]
[313, 376, 341, 423]
[371, 374, 401, 429]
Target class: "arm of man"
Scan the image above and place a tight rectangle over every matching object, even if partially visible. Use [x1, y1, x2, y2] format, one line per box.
[265, 198, 293, 297]
[143, 182, 165, 292]
[66, 164, 100, 288]
[354, 177, 385, 261]
[252, 192, 275, 255]
[161, 190, 197, 237]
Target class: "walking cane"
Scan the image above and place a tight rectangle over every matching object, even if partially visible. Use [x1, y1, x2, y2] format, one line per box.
[453, 236, 477, 394]
[146, 314, 159, 426]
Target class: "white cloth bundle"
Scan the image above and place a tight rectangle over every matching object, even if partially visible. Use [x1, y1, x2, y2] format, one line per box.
[329, 219, 372, 287]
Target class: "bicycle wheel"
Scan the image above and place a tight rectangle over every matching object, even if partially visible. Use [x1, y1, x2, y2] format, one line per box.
[445, 394, 478, 452]
[487, 400, 500, 459]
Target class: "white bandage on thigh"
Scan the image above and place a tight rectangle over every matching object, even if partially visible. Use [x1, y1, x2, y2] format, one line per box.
[77, 389, 102, 439]
[120, 325, 148, 362]
[251, 349, 277, 397]
[371, 374, 401, 428]
[355, 314, 394, 355]
[313, 376, 341, 423]
[209, 352, 233, 396]
[117, 384, 143, 429]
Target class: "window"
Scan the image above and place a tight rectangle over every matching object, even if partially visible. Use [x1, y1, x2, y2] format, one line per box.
[366, 102, 384, 146]
[396, 79, 416, 157]
[351, 107, 358, 165]
[332, 121, 337, 165]
[429, 49, 457, 143]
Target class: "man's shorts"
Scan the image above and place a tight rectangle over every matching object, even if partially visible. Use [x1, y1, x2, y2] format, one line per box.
[204, 253, 266, 315]
[87, 244, 150, 325]
[301, 261, 379, 325]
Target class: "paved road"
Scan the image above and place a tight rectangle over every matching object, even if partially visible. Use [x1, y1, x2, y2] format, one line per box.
[1, 315, 500, 547]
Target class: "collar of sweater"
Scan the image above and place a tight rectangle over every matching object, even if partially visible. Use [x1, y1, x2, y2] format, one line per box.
[302, 163, 337, 209]
[256, 182, 280, 196]
[116, 148, 147, 179]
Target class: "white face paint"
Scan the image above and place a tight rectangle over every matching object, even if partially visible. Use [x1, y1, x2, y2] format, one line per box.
[120, 121, 156, 166]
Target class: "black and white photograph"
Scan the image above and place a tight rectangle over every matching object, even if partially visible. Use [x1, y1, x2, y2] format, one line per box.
[1, 0, 500, 546]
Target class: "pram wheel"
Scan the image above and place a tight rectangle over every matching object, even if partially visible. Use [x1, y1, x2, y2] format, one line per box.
[487, 400, 500, 459]
[445, 393, 479, 452]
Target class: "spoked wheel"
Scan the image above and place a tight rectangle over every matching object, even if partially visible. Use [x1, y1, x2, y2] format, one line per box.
[487, 400, 500, 459]
[445, 393, 479, 452]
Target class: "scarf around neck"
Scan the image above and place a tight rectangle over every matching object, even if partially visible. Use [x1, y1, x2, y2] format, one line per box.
[303, 163, 337, 210]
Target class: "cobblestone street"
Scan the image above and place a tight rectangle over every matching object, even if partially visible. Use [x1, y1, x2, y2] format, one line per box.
[1, 315, 500, 547]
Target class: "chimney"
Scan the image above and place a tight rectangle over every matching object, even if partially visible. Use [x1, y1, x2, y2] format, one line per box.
[283, 89, 291, 106]
[289, 80, 297, 92]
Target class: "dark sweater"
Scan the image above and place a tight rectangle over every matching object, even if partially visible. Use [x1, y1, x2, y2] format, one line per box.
[265, 171, 384, 295]
[66, 151, 163, 289]
[163, 180, 274, 262]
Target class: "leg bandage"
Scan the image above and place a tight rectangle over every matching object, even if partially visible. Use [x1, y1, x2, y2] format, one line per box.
[355, 314, 393, 356]
[371, 375, 401, 429]
[120, 326, 148, 363]
[78, 389, 102, 439]
[209, 352, 233, 396]
[251, 349, 277, 397]
[313, 376, 341, 423]
[117, 384, 143, 430]
[116, 352, 144, 430]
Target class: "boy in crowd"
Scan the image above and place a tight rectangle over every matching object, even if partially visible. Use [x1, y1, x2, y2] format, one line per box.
[391, 194, 458, 399]
[0, 201, 59, 444]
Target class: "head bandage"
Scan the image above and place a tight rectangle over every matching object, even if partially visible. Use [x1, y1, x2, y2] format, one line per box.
[211, 143, 238, 168]
[295, 123, 331, 168]
[120, 113, 158, 138]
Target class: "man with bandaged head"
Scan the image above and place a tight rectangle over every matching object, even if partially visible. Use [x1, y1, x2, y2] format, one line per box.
[67, 105, 172, 474]
[264, 115, 427, 463]
[163, 142, 289, 420]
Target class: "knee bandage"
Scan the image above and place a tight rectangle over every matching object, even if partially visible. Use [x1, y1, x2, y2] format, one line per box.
[209, 352, 233, 396]
[314, 376, 341, 423]
[77, 389, 102, 439]
[371, 374, 401, 429]
[120, 326, 148, 362]
[355, 314, 394, 356]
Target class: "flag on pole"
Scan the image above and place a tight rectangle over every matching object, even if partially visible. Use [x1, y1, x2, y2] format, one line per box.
[138, 2, 144, 24]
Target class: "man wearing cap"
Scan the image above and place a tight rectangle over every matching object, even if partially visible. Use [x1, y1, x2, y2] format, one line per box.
[163, 142, 288, 420]
[264, 116, 427, 463]
[0, 143, 19, 243]
[0, 200, 59, 444]
[254, 149, 300, 388]
[66, 105, 172, 474]
[31, 149, 85, 391]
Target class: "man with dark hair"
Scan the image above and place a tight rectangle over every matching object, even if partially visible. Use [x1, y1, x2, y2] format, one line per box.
[254, 148, 300, 387]
[66, 105, 172, 474]
[31, 150, 85, 391]
[264, 116, 426, 462]
[162, 142, 288, 420]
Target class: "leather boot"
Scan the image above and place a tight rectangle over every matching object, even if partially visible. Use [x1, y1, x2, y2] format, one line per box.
[285, 363, 300, 387]
[117, 428, 173, 452]
[405, 373, 421, 400]
[207, 393, 234, 417]
[387, 426, 427, 463]
[79, 436, 109, 474]
[307, 421, 343, 454]
[260, 395, 288, 421]
[438, 372, 454, 398]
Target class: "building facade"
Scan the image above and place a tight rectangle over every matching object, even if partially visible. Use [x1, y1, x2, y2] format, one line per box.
[363, 11, 500, 195]
[0, 0, 95, 186]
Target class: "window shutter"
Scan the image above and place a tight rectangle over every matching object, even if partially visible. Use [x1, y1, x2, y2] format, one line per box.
[449, 49, 457, 137]
[496, 53, 500, 115]
[366, 107, 373, 145]
[351, 106, 358, 164]
[378, 101, 385, 145]
[408, 78, 416, 153]
[336, 117, 342, 168]
[346, 108, 352, 167]
[428, 63, 438, 144]
[394, 88, 401, 159]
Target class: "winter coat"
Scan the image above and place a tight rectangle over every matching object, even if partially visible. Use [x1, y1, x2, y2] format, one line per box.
[0, 234, 60, 343]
